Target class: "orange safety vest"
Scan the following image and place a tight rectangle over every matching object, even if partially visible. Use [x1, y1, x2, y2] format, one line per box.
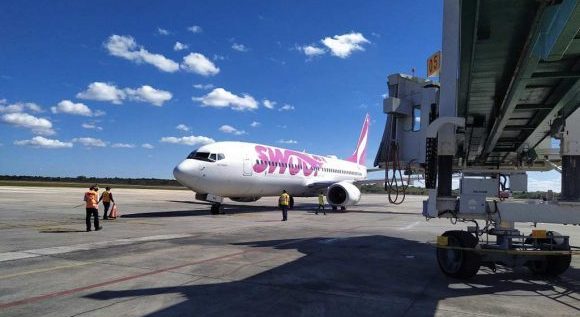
[84, 190, 98, 209]
[279, 193, 290, 206]
[101, 191, 112, 203]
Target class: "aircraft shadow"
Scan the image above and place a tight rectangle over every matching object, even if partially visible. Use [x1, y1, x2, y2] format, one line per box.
[39, 228, 87, 233]
[85, 235, 580, 316]
[164, 200, 213, 206]
[120, 203, 343, 218]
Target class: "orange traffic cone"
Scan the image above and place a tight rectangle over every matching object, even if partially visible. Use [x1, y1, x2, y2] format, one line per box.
[109, 203, 119, 219]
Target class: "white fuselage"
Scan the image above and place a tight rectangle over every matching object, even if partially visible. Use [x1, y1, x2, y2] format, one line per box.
[173, 141, 367, 198]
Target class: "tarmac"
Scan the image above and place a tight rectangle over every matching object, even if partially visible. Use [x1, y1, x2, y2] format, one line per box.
[0, 186, 578, 316]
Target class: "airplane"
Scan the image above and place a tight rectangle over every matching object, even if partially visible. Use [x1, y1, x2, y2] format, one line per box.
[173, 114, 371, 214]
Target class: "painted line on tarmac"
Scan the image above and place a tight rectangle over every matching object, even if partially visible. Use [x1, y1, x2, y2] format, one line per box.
[0, 262, 90, 280]
[399, 221, 421, 231]
[0, 232, 338, 309]
[0, 234, 192, 263]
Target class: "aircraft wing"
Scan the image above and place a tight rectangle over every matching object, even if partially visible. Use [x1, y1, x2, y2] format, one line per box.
[306, 179, 386, 190]
[306, 181, 336, 191]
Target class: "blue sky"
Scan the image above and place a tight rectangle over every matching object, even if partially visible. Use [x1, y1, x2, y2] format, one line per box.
[0, 0, 561, 191]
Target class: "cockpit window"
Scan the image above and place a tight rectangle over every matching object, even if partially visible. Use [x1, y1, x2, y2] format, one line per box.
[187, 151, 212, 162]
[187, 151, 225, 162]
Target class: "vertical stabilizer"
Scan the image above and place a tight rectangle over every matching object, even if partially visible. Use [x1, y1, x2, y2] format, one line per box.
[346, 114, 370, 165]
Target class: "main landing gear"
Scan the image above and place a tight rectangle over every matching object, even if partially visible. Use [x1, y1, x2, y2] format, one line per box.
[210, 203, 224, 215]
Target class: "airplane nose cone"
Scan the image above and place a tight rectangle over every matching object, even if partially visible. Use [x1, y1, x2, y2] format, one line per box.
[173, 160, 197, 187]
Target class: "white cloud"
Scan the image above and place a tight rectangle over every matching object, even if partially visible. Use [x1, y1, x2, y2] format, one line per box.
[14, 136, 72, 149]
[300, 45, 326, 57]
[528, 172, 562, 192]
[160, 135, 215, 146]
[77, 82, 172, 106]
[176, 124, 190, 132]
[94, 110, 106, 117]
[213, 54, 225, 61]
[279, 104, 295, 111]
[112, 143, 136, 148]
[193, 83, 214, 90]
[250, 121, 261, 128]
[0, 102, 43, 113]
[187, 25, 203, 33]
[181, 53, 220, 76]
[174, 41, 188, 51]
[125, 85, 172, 106]
[278, 139, 298, 144]
[142, 143, 154, 149]
[157, 27, 170, 35]
[72, 137, 107, 147]
[1, 112, 54, 135]
[262, 99, 276, 109]
[232, 43, 249, 52]
[82, 122, 103, 130]
[76, 82, 126, 104]
[193, 88, 258, 111]
[321, 32, 370, 58]
[51, 100, 93, 116]
[105, 34, 179, 72]
[219, 124, 246, 135]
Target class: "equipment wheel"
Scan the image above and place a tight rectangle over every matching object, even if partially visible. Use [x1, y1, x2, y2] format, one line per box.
[340, 206, 346, 211]
[331, 205, 338, 211]
[436, 230, 481, 279]
[526, 231, 571, 276]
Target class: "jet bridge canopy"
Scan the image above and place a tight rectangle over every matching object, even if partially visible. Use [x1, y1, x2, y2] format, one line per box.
[375, 0, 580, 169]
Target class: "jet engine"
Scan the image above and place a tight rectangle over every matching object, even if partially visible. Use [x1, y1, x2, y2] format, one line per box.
[327, 181, 361, 206]
[229, 197, 261, 203]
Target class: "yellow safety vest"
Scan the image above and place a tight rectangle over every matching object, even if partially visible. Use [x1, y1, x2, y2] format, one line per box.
[102, 191, 111, 203]
[318, 194, 324, 204]
[279, 193, 290, 206]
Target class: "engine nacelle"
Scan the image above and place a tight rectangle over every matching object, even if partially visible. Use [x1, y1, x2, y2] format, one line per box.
[327, 181, 361, 206]
[229, 197, 261, 203]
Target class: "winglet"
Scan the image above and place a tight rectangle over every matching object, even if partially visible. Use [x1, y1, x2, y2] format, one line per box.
[346, 114, 370, 166]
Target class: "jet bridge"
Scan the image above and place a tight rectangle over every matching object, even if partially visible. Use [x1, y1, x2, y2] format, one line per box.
[375, 0, 580, 278]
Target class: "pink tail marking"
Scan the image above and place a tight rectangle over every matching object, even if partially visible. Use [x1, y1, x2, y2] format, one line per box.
[346, 114, 370, 165]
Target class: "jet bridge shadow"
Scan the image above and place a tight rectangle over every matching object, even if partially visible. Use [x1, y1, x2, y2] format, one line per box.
[86, 235, 580, 316]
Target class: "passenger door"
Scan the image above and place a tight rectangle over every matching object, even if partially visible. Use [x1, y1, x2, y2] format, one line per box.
[243, 155, 253, 176]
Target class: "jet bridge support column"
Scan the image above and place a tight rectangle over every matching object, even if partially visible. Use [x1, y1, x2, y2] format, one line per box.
[561, 109, 580, 201]
[437, 156, 453, 197]
[436, 0, 460, 198]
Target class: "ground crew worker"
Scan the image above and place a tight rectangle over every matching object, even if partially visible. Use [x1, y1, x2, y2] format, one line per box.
[99, 186, 115, 220]
[315, 192, 326, 215]
[279, 190, 290, 221]
[84, 185, 101, 231]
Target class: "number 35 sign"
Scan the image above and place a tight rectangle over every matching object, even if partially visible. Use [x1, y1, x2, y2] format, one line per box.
[427, 51, 441, 77]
